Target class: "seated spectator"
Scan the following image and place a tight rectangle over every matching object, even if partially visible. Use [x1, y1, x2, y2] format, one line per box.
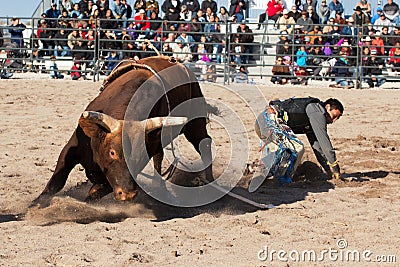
[330, 50, 354, 88]
[87, 0, 99, 16]
[134, 0, 146, 13]
[235, 65, 248, 83]
[72, 39, 91, 64]
[54, 28, 70, 57]
[289, 5, 301, 22]
[86, 29, 96, 50]
[162, 42, 174, 56]
[329, 23, 342, 44]
[383, 0, 399, 21]
[276, 31, 290, 57]
[106, 50, 120, 75]
[134, 9, 150, 36]
[204, 7, 214, 21]
[363, 48, 386, 88]
[176, 31, 196, 50]
[381, 26, 391, 55]
[323, 17, 335, 33]
[313, 30, 326, 46]
[127, 21, 138, 39]
[296, 45, 308, 67]
[204, 14, 218, 39]
[67, 30, 80, 51]
[183, 0, 199, 14]
[46, 3, 61, 28]
[372, 32, 385, 56]
[236, 21, 254, 64]
[71, 61, 83, 80]
[230, 36, 244, 65]
[71, 3, 83, 19]
[306, 6, 319, 24]
[363, 22, 376, 36]
[307, 46, 325, 76]
[146, 0, 160, 17]
[144, 11, 161, 39]
[302, 0, 316, 13]
[268, 0, 284, 23]
[101, 9, 118, 30]
[333, 12, 346, 30]
[97, 0, 110, 17]
[293, 25, 305, 44]
[49, 55, 64, 79]
[271, 57, 291, 84]
[371, 7, 384, 24]
[328, 0, 344, 19]
[276, 9, 296, 34]
[388, 26, 400, 46]
[192, 34, 213, 61]
[354, 0, 371, 20]
[201, 0, 217, 14]
[388, 41, 400, 72]
[229, 0, 246, 22]
[61, 0, 74, 13]
[374, 13, 393, 33]
[180, 4, 193, 21]
[161, 0, 181, 23]
[308, 25, 321, 44]
[58, 9, 70, 26]
[122, 42, 136, 59]
[189, 16, 203, 41]
[341, 17, 358, 44]
[172, 39, 192, 63]
[218, 6, 229, 22]
[297, 10, 313, 33]
[317, 0, 330, 24]
[39, 24, 54, 56]
[351, 6, 370, 26]
[112, 0, 127, 27]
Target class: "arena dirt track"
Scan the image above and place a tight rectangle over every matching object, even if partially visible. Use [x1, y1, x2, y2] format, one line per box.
[0, 78, 399, 266]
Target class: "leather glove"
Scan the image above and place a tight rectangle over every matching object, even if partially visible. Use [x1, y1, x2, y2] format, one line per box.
[331, 172, 340, 180]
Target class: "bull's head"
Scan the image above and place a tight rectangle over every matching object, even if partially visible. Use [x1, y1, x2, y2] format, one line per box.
[78, 111, 187, 202]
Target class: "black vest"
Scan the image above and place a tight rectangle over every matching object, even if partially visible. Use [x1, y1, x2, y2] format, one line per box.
[270, 97, 321, 134]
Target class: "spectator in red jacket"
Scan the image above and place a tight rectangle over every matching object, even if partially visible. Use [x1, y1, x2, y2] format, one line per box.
[257, 0, 284, 29]
[71, 61, 82, 80]
[134, 9, 150, 35]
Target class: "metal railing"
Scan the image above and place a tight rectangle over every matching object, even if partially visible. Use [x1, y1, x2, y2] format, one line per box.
[1, 17, 400, 86]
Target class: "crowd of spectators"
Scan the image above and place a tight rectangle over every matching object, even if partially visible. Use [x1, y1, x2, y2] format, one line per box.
[3, 0, 400, 85]
[3, 0, 256, 81]
[267, 0, 400, 88]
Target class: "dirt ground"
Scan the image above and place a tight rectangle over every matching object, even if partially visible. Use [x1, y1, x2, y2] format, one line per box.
[0, 76, 399, 266]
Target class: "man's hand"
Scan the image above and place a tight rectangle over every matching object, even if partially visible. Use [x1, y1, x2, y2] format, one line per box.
[331, 172, 341, 180]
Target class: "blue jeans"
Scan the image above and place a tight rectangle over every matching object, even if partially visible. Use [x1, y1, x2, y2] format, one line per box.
[365, 75, 386, 87]
[335, 77, 354, 87]
[54, 46, 70, 57]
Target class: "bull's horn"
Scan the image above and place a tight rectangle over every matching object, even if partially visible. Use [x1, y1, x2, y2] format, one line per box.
[144, 117, 188, 132]
[81, 111, 121, 133]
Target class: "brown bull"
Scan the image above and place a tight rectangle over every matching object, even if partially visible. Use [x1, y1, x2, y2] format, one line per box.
[32, 56, 213, 206]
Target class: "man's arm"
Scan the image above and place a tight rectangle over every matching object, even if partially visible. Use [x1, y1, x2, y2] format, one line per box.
[306, 103, 339, 174]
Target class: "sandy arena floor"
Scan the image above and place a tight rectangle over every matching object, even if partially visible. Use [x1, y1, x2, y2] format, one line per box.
[0, 74, 399, 266]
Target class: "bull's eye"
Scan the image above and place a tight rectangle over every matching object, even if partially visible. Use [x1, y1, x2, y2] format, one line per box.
[109, 149, 118, 159]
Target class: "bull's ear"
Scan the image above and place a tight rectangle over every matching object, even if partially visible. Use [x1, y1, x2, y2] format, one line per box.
[79, 111, 121, 138]
[143, 117, 188, 132]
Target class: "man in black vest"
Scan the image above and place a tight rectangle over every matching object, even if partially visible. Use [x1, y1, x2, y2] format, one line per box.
[254, 97, 343, 183]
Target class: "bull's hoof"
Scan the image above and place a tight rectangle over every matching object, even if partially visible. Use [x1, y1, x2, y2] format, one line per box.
[29, 194, 52, 209]
[85, 183, 113, 202]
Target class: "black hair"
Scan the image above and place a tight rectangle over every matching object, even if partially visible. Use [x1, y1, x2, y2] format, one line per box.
[324, 98, 344, 113]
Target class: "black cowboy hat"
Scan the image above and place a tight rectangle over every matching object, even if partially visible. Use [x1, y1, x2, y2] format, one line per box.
[354, 6, 363, 12]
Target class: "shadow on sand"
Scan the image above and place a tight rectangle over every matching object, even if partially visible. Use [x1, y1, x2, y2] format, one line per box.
[6, 163, 394, 225]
